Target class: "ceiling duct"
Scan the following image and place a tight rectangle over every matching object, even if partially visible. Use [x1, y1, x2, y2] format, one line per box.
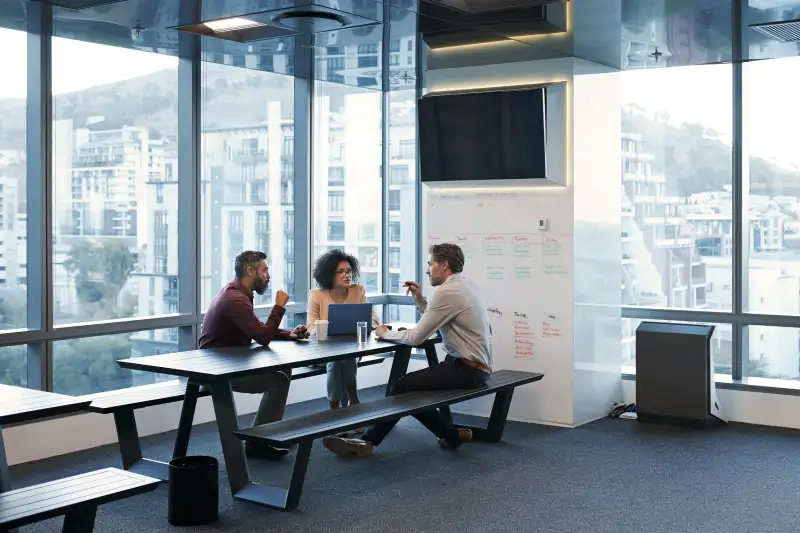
[172, 1, 380, 43]
[750, 18, 800, 43]
[26, 0, 127, 9]
[420, 0, 569, 49]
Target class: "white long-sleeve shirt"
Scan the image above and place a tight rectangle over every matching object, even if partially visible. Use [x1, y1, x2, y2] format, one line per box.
[380, 274, 492, 370]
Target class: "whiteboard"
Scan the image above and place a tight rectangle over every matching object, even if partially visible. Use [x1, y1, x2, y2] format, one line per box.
[425, 189, 575, 425]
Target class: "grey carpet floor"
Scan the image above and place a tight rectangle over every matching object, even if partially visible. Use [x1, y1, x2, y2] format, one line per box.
[9, 388, 800, 533]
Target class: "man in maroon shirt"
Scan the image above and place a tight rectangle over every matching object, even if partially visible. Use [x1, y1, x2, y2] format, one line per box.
[200, 250, 308, 459]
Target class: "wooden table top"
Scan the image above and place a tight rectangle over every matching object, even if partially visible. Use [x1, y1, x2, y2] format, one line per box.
[0, 385, 92, 426]
[118, 333, 439, 382]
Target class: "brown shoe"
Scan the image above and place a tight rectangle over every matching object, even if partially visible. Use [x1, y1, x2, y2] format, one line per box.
[438, 428, 472, 450]
[322, 437, 374, 458]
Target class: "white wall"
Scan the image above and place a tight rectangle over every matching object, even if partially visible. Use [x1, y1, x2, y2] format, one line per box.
[426, 57, 622, 427]
[4, 359, 427, 466]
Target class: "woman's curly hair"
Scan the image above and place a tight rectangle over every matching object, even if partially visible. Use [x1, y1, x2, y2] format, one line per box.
[312, 249, 360, 290]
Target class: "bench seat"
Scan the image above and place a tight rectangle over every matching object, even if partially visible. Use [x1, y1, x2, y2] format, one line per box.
[231, 369, 542, 510]
[0, 468, 159, 532]
[236, 369, 543, 446]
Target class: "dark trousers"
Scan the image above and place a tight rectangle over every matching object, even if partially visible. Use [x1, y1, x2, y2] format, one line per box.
[362, 355, 489, 446]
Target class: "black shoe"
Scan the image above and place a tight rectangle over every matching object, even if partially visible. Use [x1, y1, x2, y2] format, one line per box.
[438, 428, 472, 450]
[245, 442, 290, 460]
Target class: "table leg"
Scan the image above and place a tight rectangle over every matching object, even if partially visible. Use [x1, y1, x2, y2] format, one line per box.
[385, 346, 412, 396]
[172, 382, 200, 459]
[208, 382, 249, 494]
[0, 426, 10, 493]
[1, 426, 19, 533]
[208, 381, 308, 510]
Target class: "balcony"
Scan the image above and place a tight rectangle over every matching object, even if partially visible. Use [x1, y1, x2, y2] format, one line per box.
[654, 237, 693, 247]
[622, 172, 666, 183]
[163, 289, 178, 301]
[233, 150, 267, 163]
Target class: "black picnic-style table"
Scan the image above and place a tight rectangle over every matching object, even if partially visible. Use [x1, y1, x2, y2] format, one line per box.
[117, 332, 440, 509]
[0, 385, 92, 494]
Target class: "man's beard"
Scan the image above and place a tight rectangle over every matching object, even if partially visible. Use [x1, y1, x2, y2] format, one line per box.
[254, 279, 269, 295]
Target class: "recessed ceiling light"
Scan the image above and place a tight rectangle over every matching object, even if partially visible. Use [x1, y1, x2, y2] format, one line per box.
[203, 17, 265, 33]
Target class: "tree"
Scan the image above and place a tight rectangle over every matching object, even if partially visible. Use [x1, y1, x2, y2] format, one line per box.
[53, 334, 134, 395]
[63, 239, 136, 319]
[0, 345, 27, 386]
[0, 287, 27, 329]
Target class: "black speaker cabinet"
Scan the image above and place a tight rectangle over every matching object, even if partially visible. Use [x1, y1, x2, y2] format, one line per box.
[636, 322, 727, 428]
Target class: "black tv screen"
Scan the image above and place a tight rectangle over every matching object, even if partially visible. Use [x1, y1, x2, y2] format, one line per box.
[417, 87, 547, 183]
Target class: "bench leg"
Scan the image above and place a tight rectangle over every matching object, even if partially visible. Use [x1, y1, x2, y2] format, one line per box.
[113, 410, 169, 481]
[114, 410, 143, 470]
[62, 506, 97, 533]
[468, 389, 515, 443]
[172, 382, 200, 459]
[284, 440, 313, 511]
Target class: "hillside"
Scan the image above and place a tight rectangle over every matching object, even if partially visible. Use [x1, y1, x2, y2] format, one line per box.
[0, 65, 297, 150]
[1, 68, 798, 199]
[622, 104, 800, 197]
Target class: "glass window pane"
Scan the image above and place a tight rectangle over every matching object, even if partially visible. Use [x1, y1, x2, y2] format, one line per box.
[0, 28, 27, 330]
[389, 90, 417, 317]
[745, 325, 800, 379]
[53, 329, 178, 395]
[51, 39, 179, 325]
[201, 62, 295, 308]
[621, 65, 732, 311]
[622, 318, 732, 376]
[0, 345, 27, 387]
[744, 57, 800, 315]
[312, 82, 382, 292]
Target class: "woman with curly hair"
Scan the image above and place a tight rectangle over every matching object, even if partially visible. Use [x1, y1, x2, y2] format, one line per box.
[307, 249, 380, 410]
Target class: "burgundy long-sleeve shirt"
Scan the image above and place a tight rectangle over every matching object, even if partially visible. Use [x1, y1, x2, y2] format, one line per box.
[199, 280, 291, 348]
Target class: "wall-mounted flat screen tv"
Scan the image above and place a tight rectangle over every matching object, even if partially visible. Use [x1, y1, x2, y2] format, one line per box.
[417, 87, 547, 183]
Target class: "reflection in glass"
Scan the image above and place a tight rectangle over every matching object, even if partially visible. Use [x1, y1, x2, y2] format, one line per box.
[621, 64, 732, 311]
[200, 61, 295, 308]
[0, 28, 28, 331]
[312, 82, 382, 293]
[744, 57, 800, 317]
[51, 38, 179, 325]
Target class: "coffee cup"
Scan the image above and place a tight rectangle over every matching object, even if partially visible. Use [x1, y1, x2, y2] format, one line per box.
[316, 320, 329, 341]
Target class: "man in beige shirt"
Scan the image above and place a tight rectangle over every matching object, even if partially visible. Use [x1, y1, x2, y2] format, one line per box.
[322, 243, 492, 458]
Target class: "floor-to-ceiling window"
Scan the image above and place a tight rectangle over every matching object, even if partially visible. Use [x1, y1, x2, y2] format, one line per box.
[619, 64, 734, 374]
[311, 81, 383, 295]
[200, 62, 295, 309]
[0, 22, 28, 386]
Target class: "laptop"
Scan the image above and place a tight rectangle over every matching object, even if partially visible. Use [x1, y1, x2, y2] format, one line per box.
[328, 303, 373, 336]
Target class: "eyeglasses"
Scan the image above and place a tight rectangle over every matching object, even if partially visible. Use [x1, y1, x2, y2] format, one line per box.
[335, 269, 352, 276]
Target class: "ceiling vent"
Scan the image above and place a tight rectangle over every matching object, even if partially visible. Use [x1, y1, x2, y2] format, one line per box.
[750, 19, 800, 43]
[26, 0, 127, 9]
[172, 4, 379, 42]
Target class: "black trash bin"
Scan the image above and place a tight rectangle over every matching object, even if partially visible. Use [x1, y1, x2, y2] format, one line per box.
[168, 456, 219, 526]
